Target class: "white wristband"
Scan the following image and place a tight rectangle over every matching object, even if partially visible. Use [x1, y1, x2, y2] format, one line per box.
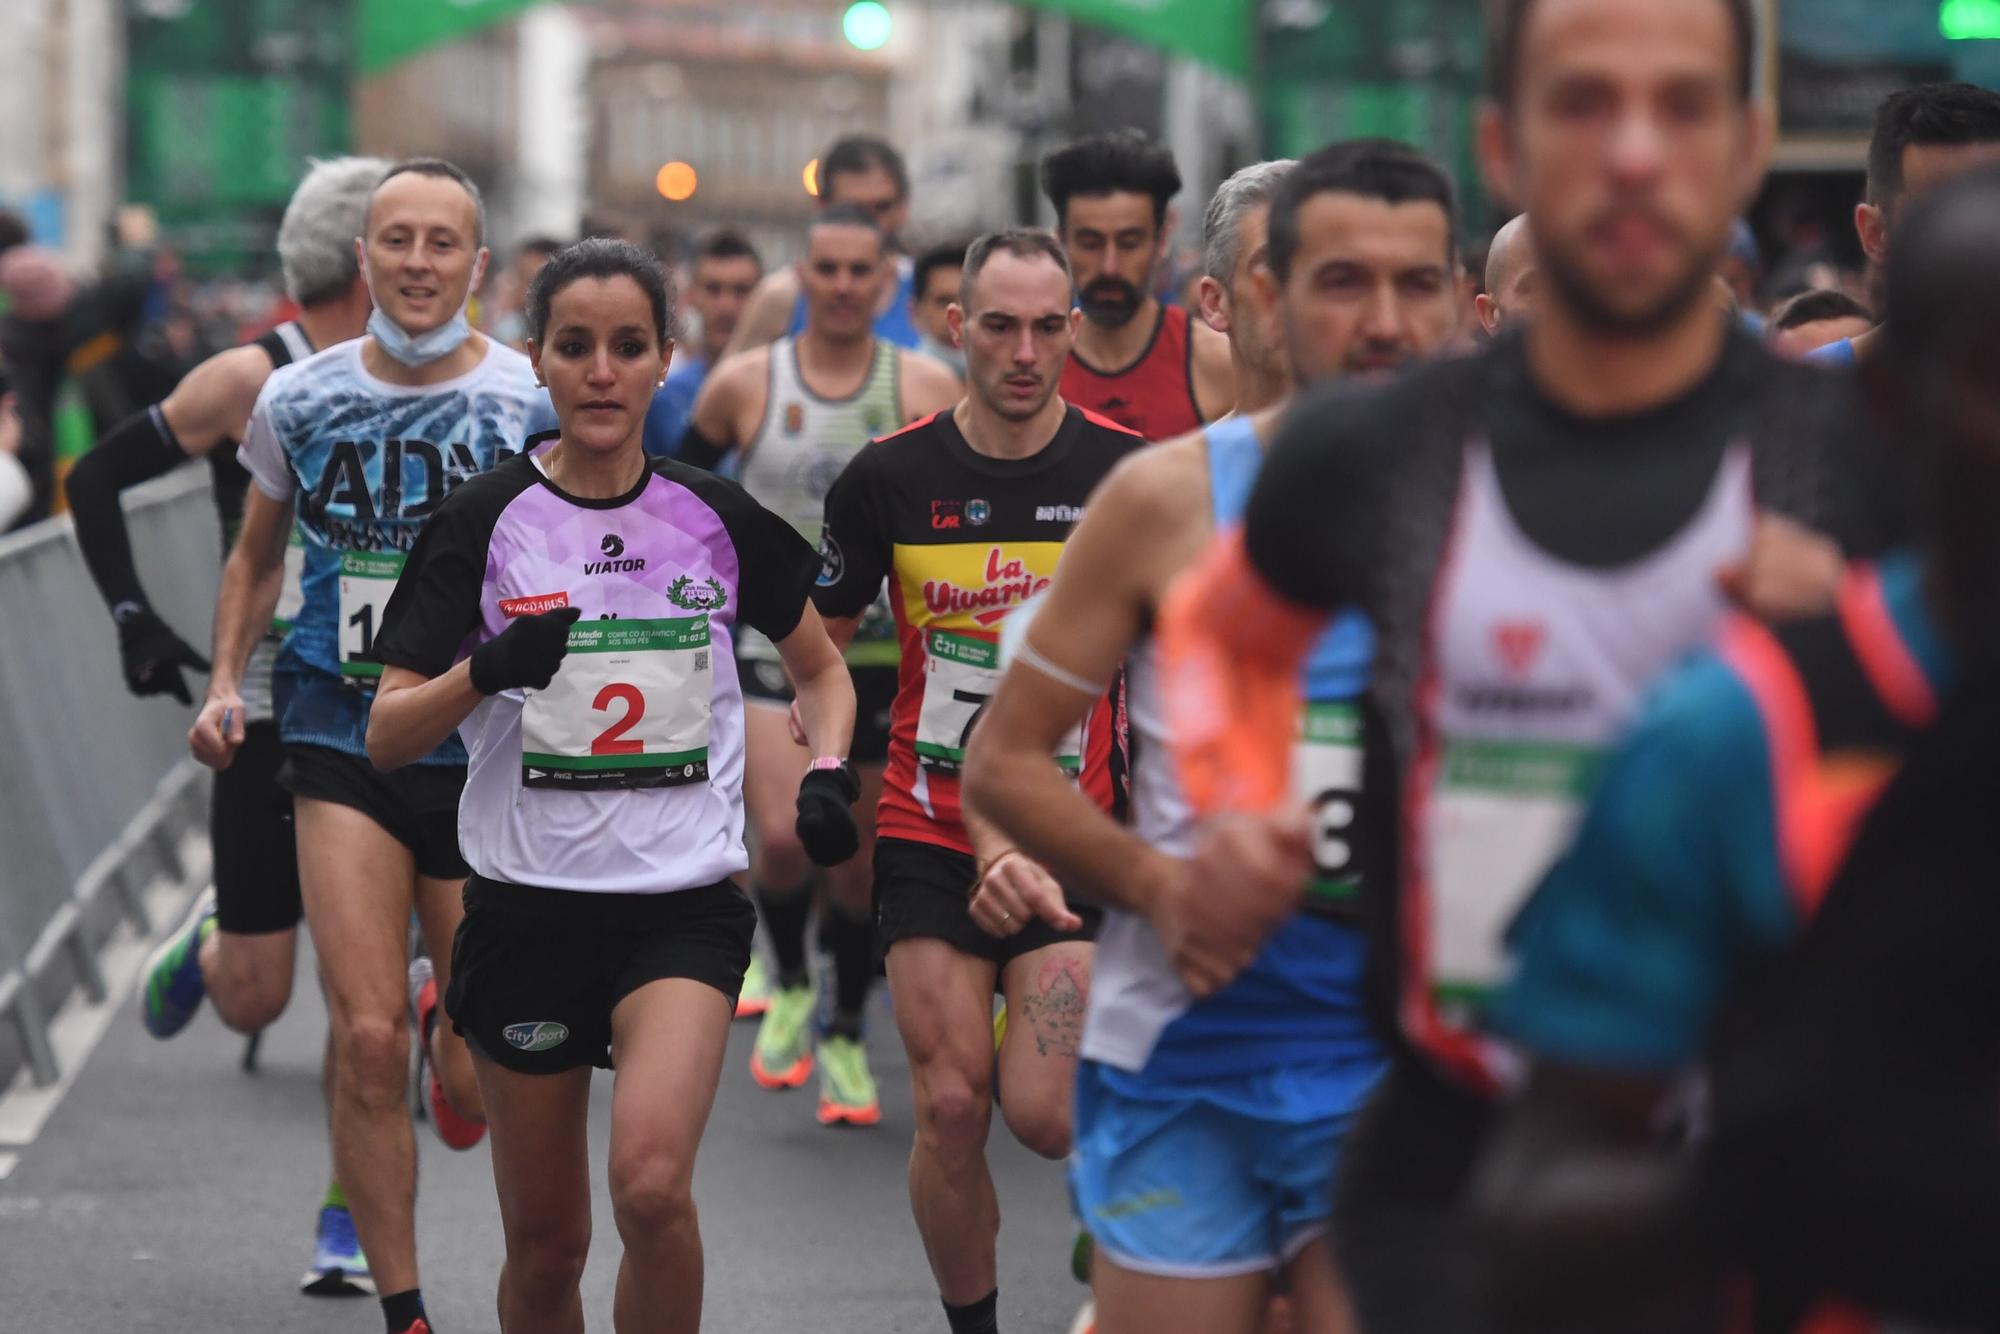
[1016, 640, 1110, 697]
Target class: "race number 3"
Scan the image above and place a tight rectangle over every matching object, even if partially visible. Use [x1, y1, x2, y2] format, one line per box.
[1295, 701, 1364, 917]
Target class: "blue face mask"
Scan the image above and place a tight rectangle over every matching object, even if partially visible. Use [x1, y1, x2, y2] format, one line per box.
[362, 248, 487, 368]
[366, 306, 474, 367]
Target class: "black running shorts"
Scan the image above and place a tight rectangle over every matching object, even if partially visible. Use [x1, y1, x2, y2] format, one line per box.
[211, 721, 302, 935]
[874, 836, 1101, 972]
[446, 876, 756, 1074]
[736, 654, 898, 766]
[277, 744, 471, 881]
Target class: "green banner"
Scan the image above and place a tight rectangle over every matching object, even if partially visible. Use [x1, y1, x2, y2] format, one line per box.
[359, 0, 549, 74]
[1018, 0, 1252, 77]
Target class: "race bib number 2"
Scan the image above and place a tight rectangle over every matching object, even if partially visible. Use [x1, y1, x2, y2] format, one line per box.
[520, 617, 712, 791]
[915, 627, 1080, 774]
[338, 551, 404, 681]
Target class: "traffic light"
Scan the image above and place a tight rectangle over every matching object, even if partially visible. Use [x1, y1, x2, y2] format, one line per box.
[1941, 0, 2000, 39]
[842, 2, 891, 51]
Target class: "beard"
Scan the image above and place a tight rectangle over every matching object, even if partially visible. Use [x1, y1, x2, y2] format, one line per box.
[1079, 277, 1143, 328]
[1540, 233, 1722, 338]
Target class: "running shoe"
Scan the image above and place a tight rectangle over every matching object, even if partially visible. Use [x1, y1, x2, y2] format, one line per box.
[140, 888, 216, 1039]
[390, 1322, 432, 1334]
[814, 1034, 881, 1126]
[299, 1204, 374, 1296]
[407, 957, 486, 1150]
[749, 983, 815, 1088]
[1067, 1299, 1097, 1334]
[734, 953, 773, 1019]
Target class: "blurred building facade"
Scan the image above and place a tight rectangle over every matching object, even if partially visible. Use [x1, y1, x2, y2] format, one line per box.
[5, 1, 1997, 287]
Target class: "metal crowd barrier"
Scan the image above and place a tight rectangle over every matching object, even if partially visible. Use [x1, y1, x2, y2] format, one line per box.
[0, 467, 220, 1088]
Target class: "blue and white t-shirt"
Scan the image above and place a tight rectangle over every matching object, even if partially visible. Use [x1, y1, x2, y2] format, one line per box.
[238, 336, 546, 763]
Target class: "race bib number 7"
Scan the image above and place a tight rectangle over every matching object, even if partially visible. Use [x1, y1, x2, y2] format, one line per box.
[520, 617, 712, 791]
[338, 551, 404, 682]
[915, 627, 1080, 774]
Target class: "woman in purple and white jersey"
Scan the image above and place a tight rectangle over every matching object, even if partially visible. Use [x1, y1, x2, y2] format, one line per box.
[366, 240, 860, 1334]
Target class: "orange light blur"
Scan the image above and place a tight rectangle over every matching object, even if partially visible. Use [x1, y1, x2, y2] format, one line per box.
[803, 157, 820, 197]
[656, 161, 698, 202]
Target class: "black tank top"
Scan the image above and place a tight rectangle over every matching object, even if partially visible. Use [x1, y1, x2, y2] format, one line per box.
[206, 322, 309, 553]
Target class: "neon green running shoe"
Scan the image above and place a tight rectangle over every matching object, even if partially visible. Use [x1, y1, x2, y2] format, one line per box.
[749, 984, 815, 1088]
[735, 953, 773, 1019]
[140, 888, 216, 1039]
[815, 1035, 881, 1126]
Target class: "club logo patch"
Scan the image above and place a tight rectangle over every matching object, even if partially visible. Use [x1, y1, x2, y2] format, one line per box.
[667, 574, 729, 611]
[501, 1021, 570, 1053]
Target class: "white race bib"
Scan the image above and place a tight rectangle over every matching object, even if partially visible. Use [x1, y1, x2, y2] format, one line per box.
[1296, 701, 1364, 916]
[915, 626, 1080, 775]
[337, 551, 404, 682]
[1425, 739, 1601, 1019]
[271, 529, 306, 637]
[520, 617, 713, 791]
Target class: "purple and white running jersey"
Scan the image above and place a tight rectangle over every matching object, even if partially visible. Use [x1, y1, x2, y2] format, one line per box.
[374, 442, 819, 892]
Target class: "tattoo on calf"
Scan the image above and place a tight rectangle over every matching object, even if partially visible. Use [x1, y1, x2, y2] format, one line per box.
[1017, 964, 1086, 1058]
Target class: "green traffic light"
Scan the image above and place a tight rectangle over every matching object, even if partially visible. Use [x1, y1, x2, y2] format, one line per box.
[1942, 0, 2000, 39]
[843, 1, 892, 51]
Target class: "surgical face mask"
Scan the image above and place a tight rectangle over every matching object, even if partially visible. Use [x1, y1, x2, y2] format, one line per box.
[367, 306, 474, 367]
[362, 247, 488, 368]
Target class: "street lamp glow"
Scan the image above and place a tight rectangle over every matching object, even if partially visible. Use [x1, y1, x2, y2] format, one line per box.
[1942, 0, 2000, 38]
[842, 1, 892, 51]
[656, 161, 698, 201]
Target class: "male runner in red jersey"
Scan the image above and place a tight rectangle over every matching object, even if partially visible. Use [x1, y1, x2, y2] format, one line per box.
[1042, 133, 1235, 440]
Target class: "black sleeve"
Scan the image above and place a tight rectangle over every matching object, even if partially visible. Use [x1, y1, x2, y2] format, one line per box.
[677, 424, 732, 472]
[1242, 378, 1396, 611]
[66, 406, 186, 613]
[373, 480, 501, 679]
[694, 476, 819, 643]
[811, 447, 894, 621]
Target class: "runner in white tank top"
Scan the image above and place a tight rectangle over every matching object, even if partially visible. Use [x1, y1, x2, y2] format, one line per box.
[683, 203, 959, 1127]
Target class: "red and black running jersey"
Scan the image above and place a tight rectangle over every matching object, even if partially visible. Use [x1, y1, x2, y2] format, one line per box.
[1059, 305, 1204, 442]
[813, 405, 1143, 855]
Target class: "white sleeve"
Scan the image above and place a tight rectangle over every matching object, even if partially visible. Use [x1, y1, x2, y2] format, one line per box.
[236, 375, 296, 502]
[0, 449, 29, 530]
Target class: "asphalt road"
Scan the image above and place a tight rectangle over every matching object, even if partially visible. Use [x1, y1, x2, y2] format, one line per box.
[0, 894, 1087, 1333]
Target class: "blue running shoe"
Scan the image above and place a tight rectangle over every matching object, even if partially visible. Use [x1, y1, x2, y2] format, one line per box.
[139, 888, 215, 1039]
[301, 1204, 374, 1296]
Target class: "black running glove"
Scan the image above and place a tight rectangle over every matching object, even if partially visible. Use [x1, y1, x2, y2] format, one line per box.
[468, 606, 582, 694]
[795, 766, 861, 867]
[116, 605, 210, 705]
